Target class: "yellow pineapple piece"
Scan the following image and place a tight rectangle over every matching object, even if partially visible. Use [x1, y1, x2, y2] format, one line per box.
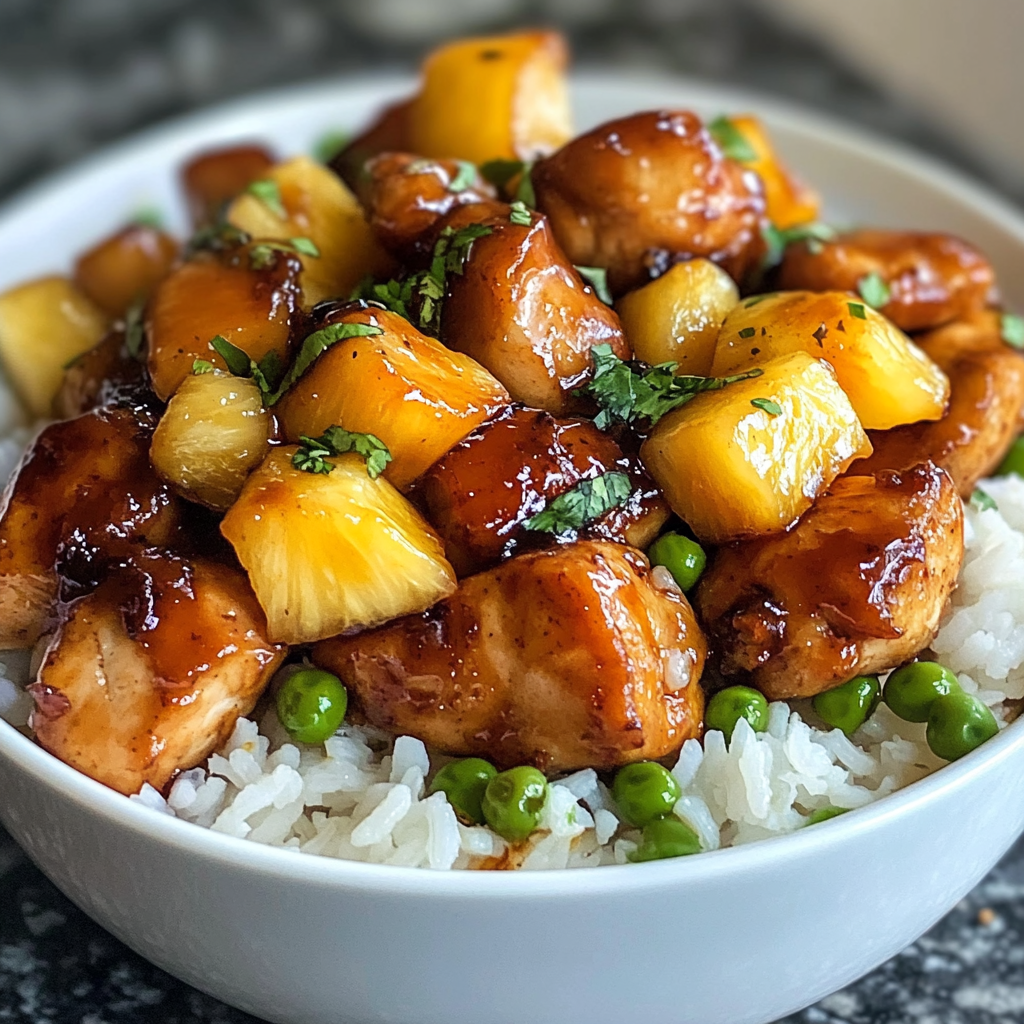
[641, 352, 872, 544]
[711, 290, 949, 430]
[150, 371, 272, 510]
[0, 276, 109, 416]
[276, 307, 509, 490]
[226, 155, 391, 308]
[616, 259, 739, 375]
[221, 448, 457, 643]
[408, 30, 572, 164]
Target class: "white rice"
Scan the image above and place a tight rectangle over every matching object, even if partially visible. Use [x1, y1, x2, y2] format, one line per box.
[1, 393, 1022, 867]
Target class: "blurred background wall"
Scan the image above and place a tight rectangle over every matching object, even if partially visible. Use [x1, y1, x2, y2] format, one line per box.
[0, 0, 1019, 203]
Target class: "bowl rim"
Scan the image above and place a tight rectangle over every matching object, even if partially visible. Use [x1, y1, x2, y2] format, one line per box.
[2, 69, 1024, 898]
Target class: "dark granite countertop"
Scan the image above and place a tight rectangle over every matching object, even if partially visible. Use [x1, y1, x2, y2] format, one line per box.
[2, 2, 1023, 1021]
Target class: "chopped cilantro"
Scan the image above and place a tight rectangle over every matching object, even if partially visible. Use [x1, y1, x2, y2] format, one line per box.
[847, 301, 867, 320]
[268, 322, 383, 405]
[448, 161, 477, 193]
[750, 397, 782, 416]
[247, 179, 286, 219]
[131, 206, 164, 230]
[192, 359, 215, 375]
[209, 334, 254, 377]
[480, 158, 526, 189]
[857, 272, 891, 309]
[290, 236, 320, 257]
[313, 129, 349, 163]
[761, 222, 836, 271]
[293, 425, 392, 479]
[738, 327, 756, 339]
[1001, 312, 1024, 350]
[524, 472, 633, 535]
[708, 115, 758, 163]
[972, 487, 998, 512]
[578, 344, 763, 431]
[184, 221, 250, 258]
[509, 201, 532, 226]
[575, 265, 612, 304]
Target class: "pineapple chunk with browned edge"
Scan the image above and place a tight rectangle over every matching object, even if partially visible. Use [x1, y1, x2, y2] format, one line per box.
[711, 290, 949, 430]
[226, 155, 391, 308]
[407, 30, 572, 165]
[150, 371, 272, 510]
[616, 259, 739, 375]
[221, 448, 457, 644]
[276, 307, 510, 490]
[641, 352, 872, 544]
[0, 276, 108, 416]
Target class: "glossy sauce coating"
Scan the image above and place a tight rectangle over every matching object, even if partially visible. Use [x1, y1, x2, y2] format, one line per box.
[314, 540, 705, 772]
[440, 204, 629, 413]
[532, 110, 767, 294]
[30, 551, 283, 795]
[778, 229, 995, 332]
[181, 143, 276, 228]
[856, 312, 1024, 495]
[696, 463, 964, 699]
[411, 405, 669, 576]
[53, 329, 151, 420]
[0, 408, 181, 648]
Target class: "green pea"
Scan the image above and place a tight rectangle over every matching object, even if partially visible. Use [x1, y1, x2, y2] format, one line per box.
[628, 817, 702, 862]
[481, 766, 548, 842]
[648, 532, 707, 592]
[926, 691, 999, 761]
[813, 675, 880, 736]
[428, 758, 497, 825]
[276, 667, 348, 744]
[807, 806, 848, 825]
[884, 661, 960, 723]
[996, 435, 1024, 478]
[705, 685, 770, 742]
[612, 761, 682, 827]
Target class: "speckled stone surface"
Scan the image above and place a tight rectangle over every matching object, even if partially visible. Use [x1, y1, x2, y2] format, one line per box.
[2, 2, 1024, 1022]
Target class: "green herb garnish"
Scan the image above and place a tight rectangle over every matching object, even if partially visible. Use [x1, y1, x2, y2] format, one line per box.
[524, 472, 632, 535]
[1001, 313, 1024, 350]
[248, 236, 320, 269]
[293, 425, 393, 479]
[708, 115, 758, 163]
[847, 301, 867, 320]
[207, 335, 288, 401]
[448, 161, 477, 193]
[124, 299, 146, 361]
[247, 179, 286, 219]
[184, 221, 250, 258]
[268, 322, 383, 404]
[579, 344, 764, 431]
[509, 201, 532, 227]
[480, 159, 535, 205]
[761, 222, 836, 271]
[575, 265, 612, 304]
[857, 272, 891, 309]
[131, 206, 165, 230]
[313, 129, 350, 163]
[192, 359, 215, 375]
[750, 397, 782, 416]
[972, 487, 998, 512]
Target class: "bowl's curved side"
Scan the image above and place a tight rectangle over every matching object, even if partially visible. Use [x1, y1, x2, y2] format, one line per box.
[1, 73, 1024, 1024]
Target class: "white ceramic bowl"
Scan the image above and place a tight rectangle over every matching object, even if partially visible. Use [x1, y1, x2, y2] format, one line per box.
[2, 73, 1024, 1024]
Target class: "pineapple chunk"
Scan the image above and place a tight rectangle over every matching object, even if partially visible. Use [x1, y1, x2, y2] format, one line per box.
[73, 223, 178, 317]
[146, 248, 298, 401]
[616, 259, 739, 375]
[276, 307, 509, 490]
[226, 155, 391, 308]
[711, 290, 950, 430]
[640, 352, 872, 544]
[408, 30, 572, 164]
[0, 276, 109, 417]
[724, 115, 820, 230]
[150, 371, 272, 510]
[221, 448, 457, 643]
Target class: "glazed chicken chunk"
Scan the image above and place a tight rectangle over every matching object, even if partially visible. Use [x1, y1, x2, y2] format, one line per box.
[30, 551, 284, 795]
[314, 540, 706, 772]
[532, 110, 766, 294]
[696, 463, 964, 700]
[857, 312, 1024, 496]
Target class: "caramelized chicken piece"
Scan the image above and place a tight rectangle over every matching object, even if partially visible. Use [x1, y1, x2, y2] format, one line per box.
[54, 329, 150, 419]
[0, 408, 181, 649]
[411, 405, 669, 575]
[181, 143, 276, 228]
[532, 110, 766, 294]
[30, 551, 283, 795]
[358, 152, 497, 261]
[855, 312, 1024, 496]
[441, 204, 629, 413]
[696, 463, 964, 700]
[73, 223, 179, 318]
[332, 99, 413, 194]
[778, 229, 995, 333]
[146, 243, 301, 400]
[316, 541, 704, 772]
